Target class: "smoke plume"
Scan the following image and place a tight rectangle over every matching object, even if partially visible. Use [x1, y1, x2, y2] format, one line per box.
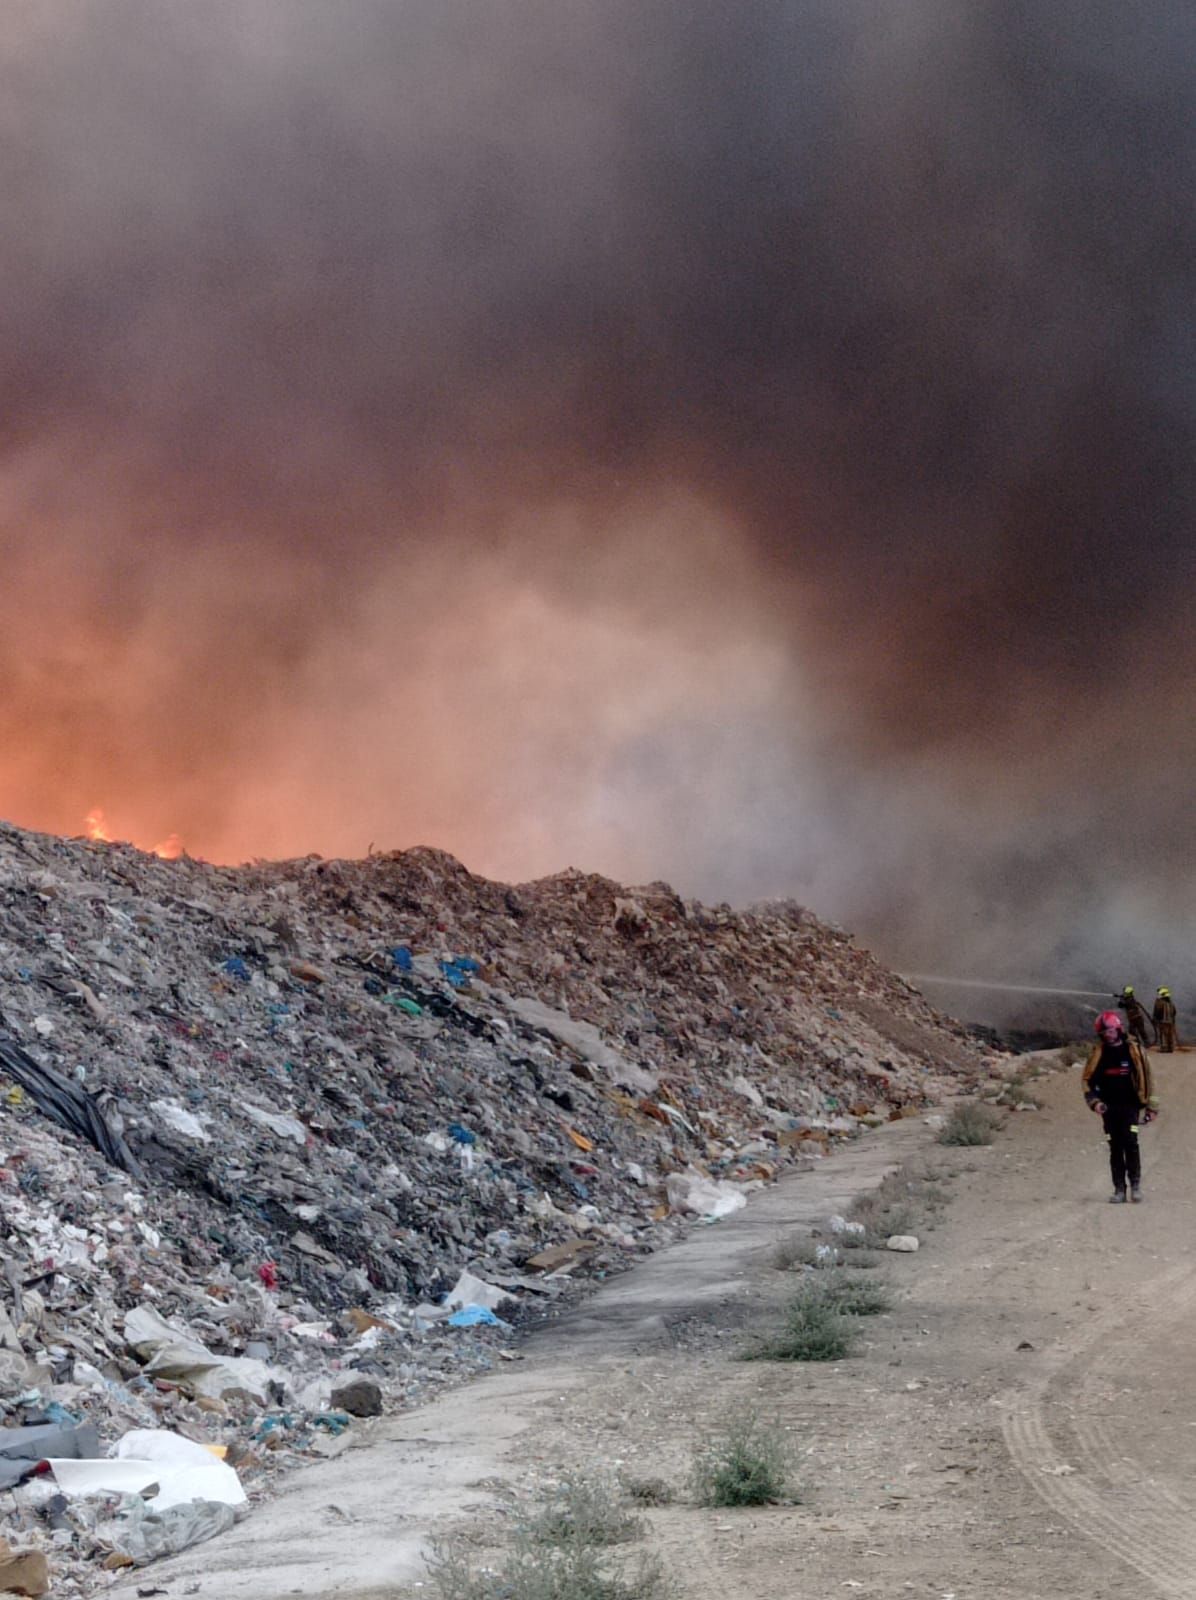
[2, 1, 1194, 992]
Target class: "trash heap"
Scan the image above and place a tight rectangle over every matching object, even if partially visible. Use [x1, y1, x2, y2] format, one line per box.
[0, 823, 990, 1589]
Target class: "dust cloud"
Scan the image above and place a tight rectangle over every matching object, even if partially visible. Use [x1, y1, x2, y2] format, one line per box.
[1, 2, 1194, 989]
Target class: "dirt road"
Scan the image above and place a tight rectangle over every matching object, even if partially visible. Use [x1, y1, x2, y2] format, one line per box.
[118, 1050, 1196, 1600]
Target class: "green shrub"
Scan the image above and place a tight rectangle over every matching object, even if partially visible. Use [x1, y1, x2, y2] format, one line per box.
[937, 1102, 1005, 1146]
[426, 1532, 668, 1600]
[773, 1235, 841, 1270]
[527, 1472, 644, 1548]
[691, 1414, 791, 1507]
[818, 1273, 892, 1317]
[621, 1475, 674, 1507]
[748, 1291, 857, 1362]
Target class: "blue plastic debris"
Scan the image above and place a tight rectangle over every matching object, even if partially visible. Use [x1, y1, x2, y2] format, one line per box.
[447, 1122, 477, 1145]
[447, 1305, 506, 1329]
[223, 957, 251, 982]
[392, 946, 414, 971]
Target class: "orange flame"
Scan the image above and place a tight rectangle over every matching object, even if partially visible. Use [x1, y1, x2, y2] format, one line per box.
[82, 810, 184, 860]
[84, 808, 113, 844]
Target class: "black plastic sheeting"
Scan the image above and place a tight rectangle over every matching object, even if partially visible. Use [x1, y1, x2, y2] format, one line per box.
[0, 1421, 102, 1490]
[0, 1036, 139, 1176]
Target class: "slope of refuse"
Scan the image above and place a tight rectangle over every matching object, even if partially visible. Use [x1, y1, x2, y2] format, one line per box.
[0, 824, 991, 1588]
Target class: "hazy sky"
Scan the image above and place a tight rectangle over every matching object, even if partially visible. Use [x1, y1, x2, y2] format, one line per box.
[2, 2, 1194, 984]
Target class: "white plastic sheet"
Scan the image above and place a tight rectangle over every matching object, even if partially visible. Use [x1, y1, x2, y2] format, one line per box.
[48, 1429, 246, 1510]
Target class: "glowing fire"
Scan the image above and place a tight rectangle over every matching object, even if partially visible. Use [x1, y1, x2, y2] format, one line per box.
[84, 808, 113, 844]
[83, 809, 184, 860]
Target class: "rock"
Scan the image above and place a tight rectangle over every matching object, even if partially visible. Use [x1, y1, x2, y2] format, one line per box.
[330, 1376, 384, 1418]
[886, 1235, 920, 1253]
[0, 1542, 50, 1596]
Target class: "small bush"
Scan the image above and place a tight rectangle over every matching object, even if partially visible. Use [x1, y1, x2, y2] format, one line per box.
[748, 1290, 857, 1362]
[937, 1102, 1005, 1146]
[1058, 1041, 1089, 1067]
[691, 1414, 790, 1507]
[621, 1475, 674, 1507]
[427, 1531, 668, 1600]
[818, 1273, 892, 1317]
[1003, 1089, 1044, 1110]
[773, 1235, 841, 1270]
[836, 1248, 882, 1268]
[840, 1199, 919, 1250]
[527, 1472, 644, 1548]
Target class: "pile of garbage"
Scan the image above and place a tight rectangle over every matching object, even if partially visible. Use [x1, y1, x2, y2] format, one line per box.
[0, 823, 990, 1589]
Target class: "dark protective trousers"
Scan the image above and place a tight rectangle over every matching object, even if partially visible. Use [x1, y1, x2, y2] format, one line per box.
[1102, 1106, 1141, 1192]
[1158, 1022, 1178, 1053]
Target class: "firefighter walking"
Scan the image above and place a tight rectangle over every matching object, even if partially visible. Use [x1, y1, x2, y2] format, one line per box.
[1084, 1010, 1159, 1203]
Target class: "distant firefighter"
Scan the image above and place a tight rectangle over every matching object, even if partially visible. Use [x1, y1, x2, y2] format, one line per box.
[1116, 986, 1151, 1046]
[1153, 987, 1178, 1053]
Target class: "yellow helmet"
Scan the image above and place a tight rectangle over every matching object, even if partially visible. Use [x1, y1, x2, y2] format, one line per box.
[1122, 985, 1134, 995]
[1159, 986, 1171, 997]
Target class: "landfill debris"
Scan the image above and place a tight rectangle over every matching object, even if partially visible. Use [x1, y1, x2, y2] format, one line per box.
[0, 822, 989, 1592]
[0, 1422, 102, 1491]
[525, 1239, 593, 1272]
[124, 1306, 279, 1403]
[0, 1037, 137, 1174]
[665, 1171, 754, 1221]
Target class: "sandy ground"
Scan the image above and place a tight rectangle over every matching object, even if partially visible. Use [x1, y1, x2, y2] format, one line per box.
[116, 1049, 1196, 1600]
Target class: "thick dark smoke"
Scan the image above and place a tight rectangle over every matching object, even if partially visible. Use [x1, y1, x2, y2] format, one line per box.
[2, 1, 1194, 995]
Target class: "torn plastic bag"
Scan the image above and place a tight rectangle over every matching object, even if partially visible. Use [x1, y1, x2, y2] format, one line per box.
[0, 1421, 102, 1491]
[447, 1305, 506, 1328]
[106, 1498, 238, 1566]
[443, 1271, 510, 1312]
[124, 1305, 280, 1402]
[0, 1036, 138, 1175]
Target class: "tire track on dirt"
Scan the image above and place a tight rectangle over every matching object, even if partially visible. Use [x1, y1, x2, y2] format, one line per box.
[1001, 1265, 1196, 1597]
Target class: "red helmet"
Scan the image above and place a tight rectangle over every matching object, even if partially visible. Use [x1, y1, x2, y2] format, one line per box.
[1095, 1010, 1126, 1037]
